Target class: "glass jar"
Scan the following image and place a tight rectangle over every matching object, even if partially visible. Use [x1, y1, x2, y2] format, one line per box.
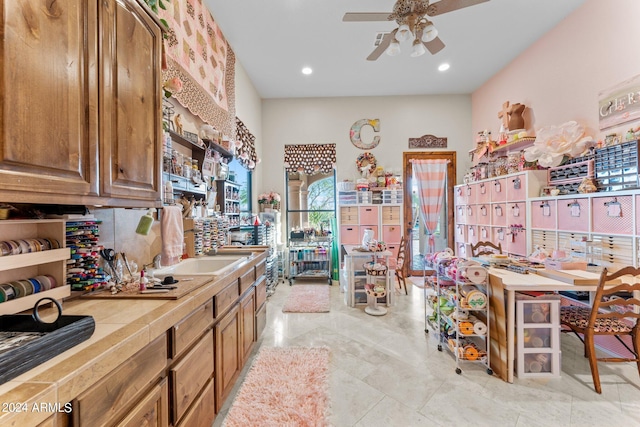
[477, 162, 488, 180]
[507, 152, 520, 174]
[495, 156, 508, 176]
[486, 160, 496, 178]
[182, 157, 192, 179]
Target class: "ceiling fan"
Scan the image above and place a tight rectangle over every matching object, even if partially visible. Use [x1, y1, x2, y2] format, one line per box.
[343, 0, 490, 60]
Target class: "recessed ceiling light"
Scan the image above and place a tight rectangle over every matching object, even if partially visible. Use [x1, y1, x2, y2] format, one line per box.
[302, 67, 313, 75]
[438, 63, 450, 72]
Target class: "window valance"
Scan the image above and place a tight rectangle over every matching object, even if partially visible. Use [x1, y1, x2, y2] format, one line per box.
[235, 118, 257, 170]
[284, 144, 336, 175]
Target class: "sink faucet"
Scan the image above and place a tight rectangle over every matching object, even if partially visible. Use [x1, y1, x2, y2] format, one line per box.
[205, 247, 218, 256]
[144, 253, 162, 270]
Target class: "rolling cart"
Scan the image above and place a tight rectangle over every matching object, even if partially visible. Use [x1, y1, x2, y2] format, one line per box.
[288, 237, 332, 285]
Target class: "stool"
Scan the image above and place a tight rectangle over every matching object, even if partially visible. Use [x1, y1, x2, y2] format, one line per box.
[364, 283, 388, 316]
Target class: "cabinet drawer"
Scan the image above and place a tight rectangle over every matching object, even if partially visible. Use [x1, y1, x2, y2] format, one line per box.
[507, 174, 527, 201]
[214, 280, 240, 317]
[490, 178, 507, 202]
[492, 203, 507, 226]
[382, 225, 401, 244]
[340, 225, 360, 245]
[557, 198, 589, 232]
[358, 206, 378, 225]
[75, 335, 167, 427]
[462, 183, 476, 204]
[340, 206, 359, 225]
[507, 202, 526, 226]
[255, 275, 267, 310]
[256, 301, 267, 338]
[592, 195, 633, 235]
[476, 182, 490, 203]
[176, 379, 215, 427]
[531, 200, 556, 230]
[171, 301, 213, 358]
[255, 260, 266, 279]
[170, 330, 214, 423]
[455, 205, 466, 224]
[455, 224, 467, 242]
[478, 225, 491, 241]
[381, 206, 401, 224]
[476, 204, 491, 225]
[116, 378, 168, 427]
[467, 225, 478, 245]
[239, 268, 256, 295]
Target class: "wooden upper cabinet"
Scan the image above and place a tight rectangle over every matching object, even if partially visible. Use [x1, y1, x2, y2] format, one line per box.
[0, 0, 99, 201]
[0, 0, 162, 206]
[99, 0, 162, 204]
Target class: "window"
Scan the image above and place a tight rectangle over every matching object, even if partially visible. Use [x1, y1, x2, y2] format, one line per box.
[285, 172, 336, 241]
[228, 158, 252, 214]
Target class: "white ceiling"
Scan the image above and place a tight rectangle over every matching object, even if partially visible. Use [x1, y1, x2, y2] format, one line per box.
[205, 0, 586, 99]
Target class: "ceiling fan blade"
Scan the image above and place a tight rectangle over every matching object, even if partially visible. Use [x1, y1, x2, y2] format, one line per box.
[426, 0, 490, 16]
[343, 12, 391, 22]
[367, 31, 394, 61]
[423, 37, 445, 55]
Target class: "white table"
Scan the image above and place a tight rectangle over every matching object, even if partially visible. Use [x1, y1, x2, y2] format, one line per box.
[487, 268, 605, 383]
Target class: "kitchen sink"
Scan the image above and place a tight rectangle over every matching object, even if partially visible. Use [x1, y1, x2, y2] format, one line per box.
[152, 254, 250, 277]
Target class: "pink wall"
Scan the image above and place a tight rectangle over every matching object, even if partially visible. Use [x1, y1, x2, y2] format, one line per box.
[472, 0, 640, 144]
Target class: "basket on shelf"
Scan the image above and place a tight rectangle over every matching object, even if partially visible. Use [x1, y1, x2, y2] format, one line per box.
[364, 262, 388, 276]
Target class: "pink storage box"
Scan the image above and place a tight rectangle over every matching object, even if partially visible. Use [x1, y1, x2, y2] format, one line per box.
[544, 259, 587, 271]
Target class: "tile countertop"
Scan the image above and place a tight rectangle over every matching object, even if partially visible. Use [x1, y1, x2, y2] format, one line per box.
[0, 248, 268, 427]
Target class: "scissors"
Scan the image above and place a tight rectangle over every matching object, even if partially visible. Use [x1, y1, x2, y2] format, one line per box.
[100, 248, 120, 283]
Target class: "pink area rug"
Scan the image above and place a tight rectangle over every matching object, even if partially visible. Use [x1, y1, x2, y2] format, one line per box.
[223, 347, 330, 427]
[282, 285, 331, 313]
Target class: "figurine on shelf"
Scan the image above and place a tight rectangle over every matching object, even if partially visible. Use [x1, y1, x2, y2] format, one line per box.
[508, 103, 526, 131]
[174, 114, 183, 136]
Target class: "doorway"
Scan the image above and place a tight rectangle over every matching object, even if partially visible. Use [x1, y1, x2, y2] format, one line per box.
[402, 152, 457, 276]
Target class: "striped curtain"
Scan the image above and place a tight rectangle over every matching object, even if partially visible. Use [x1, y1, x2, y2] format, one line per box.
[412, 159, 448, 253]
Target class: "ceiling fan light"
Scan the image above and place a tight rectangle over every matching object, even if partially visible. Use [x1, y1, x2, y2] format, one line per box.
[386, 40, 401, 56]
[410, 40, 426, 57]
[421, 24, 438, 42]
[395, 24, 412, 42]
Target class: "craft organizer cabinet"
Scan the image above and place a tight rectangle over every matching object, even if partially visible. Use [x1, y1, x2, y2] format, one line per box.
[454, 171, 547, 258]
[529, 190, 640, 268]
[0, 220, 70, 315]
[216, 180, 241, 227]
[425, 258, 492, 375]
[288, 238, 332, 285]
[516, 298, 561, 377]
[338, 198, 403, 258]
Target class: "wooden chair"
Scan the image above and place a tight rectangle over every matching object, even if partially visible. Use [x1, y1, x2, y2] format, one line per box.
[560, 266, 640, 393]
[469, 241, 502, 257]
[394, 236, 408, 295]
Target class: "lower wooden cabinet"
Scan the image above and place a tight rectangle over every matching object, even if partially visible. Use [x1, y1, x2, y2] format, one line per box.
[240, 289, 256, 364]
[116, 378, 168, 427]
[74, 335, 168, 426]
[256, 301, 267, 338]
[176, 379, 216, 427]
[215, 304, 241, 413]
[170, 330, 214, 424]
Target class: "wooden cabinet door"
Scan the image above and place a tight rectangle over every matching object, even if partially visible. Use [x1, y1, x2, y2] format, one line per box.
[0, 0, 99, 203]
[240, 289, 256, 364]
[99, 0, 162, 204]
[116, 378, 168, 427]
[215, 304, 241, 413]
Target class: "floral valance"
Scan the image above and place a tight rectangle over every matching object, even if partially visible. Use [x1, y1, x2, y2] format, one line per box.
[284, 144, 336, 175]
[235, 118, 257, 170]
[160, 1, 236, 138]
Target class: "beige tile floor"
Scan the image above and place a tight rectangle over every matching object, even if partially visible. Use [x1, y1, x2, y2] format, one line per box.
[214, 280, 640, 427]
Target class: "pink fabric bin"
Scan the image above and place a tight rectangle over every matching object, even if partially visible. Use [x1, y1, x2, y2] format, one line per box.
[530, 200, 556, 229]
